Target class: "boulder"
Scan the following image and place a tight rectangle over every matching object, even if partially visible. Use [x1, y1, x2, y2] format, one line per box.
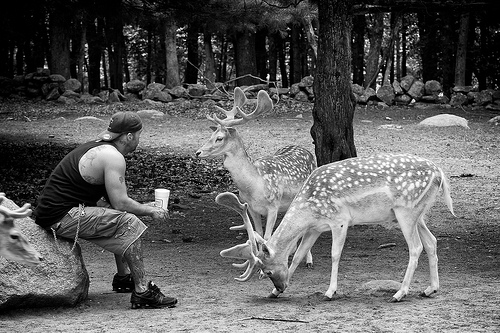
[0, 197, 89, 310]
[424, 80, 442, 95]
[294, 91, 309, 102]
[452, 85, 473, 94]
[450, 93, 468, 106]
[49, 74, 66, 83]
[418, 114, 469, 129]
[475, 90, 493, 106]
[351, 83, 364, 96]
[392, 80, 404, 95]
[376, 84, 395, 105]
[298, 75, 314, 87]
[63, 79, 82, 93]
[186, 84, 206, 97]
[169, 86, 189, 99]
[126, 79, 146, 93]
[394, 94, 412, 105]
[407, 80, 425, 100]
[400, 75, 415, 92]
[290, 83, 301, 96]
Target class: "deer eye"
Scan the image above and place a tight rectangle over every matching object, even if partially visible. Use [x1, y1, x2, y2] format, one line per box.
[10, 234, 19, 240]
[215, 137, 223, 142]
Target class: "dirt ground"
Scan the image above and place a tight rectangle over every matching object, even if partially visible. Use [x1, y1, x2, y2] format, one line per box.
[0, 101, 499, 332]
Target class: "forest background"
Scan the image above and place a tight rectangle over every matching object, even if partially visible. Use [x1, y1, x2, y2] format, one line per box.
[0, 0, 499, 164]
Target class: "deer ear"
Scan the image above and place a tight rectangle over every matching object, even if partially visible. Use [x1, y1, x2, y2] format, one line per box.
[210, 126, 218, 132]
[227, 127, 237, 135]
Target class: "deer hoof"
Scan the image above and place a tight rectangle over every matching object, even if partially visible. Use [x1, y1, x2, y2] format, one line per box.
[267, 293, 278, 299]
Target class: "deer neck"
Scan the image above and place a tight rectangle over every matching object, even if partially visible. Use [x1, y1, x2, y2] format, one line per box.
[222, 139, 261, 191]
[267, 210, 313, 260]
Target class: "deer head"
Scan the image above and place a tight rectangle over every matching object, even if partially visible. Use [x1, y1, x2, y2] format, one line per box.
[0, 194, 43, 266]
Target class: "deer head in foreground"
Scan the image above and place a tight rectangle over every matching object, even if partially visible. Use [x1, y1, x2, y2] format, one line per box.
[197, 87, 316, 266]
[0, 194, 43, 266]
[218, 153, 455, 302]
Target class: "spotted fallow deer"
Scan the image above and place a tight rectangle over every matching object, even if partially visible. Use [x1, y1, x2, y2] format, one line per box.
[218, 153, 455, 302]
[196, 87, 317, 266]
[0, 194, 43, 266]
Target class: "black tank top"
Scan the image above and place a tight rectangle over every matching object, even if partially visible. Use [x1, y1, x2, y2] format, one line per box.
[33, 141, 117, 228]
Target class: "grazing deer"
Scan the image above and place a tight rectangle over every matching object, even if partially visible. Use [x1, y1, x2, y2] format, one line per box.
[196, 87, 317, 266]
[0, 194, 43, 266]
[218, 153, 455, 302]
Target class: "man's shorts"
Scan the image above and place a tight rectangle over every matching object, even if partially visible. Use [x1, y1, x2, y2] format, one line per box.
[53, 206, 147, 256]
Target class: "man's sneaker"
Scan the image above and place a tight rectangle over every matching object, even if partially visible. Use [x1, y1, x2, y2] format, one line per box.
[112, 273, 134, 293]
[130, 281, 178, 309]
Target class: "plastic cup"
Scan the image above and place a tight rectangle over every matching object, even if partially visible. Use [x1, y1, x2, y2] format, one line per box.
[154, 189, 170, 210]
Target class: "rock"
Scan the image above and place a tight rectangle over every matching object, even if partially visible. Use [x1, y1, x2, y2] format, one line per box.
[424, 80, 442, 95]
[394, 94, 412, 105]
[298, 75, 314, 87]
[63, 78, 82, 93]
[126, 79, 146, 93]
[450, 93, 468, 106]
[137, 109, 165, 119]
[392, 80, 404, 95]
[62, 90, 81, 100]
[407, 80, 425, 100]
[400, 75, 415, 92]
[186, 84, 206, 97]
[294, 91, 309, 102]
[0, 197, 89, 310]
[142, 83, 172, 102]
[49, 74, 66, 83]
[418, 114, 469, 128]
[290, 83, 301, 96]
[475, 90, 493, 106]
[356, 280, 401, 296]
[46, 87, 61, 101]
[453, 85, 473, 94]
[351, 83, 364, 96]
[169, 86, 189, 99]
[376, 84, 395, 105]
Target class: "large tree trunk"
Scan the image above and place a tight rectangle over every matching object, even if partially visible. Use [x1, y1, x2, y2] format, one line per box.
[255, 28, 268, 81]
[290, 24, 302, 84]
[203, 29, 216, 89]
[49, 9, 72, 79]
[311, 0, 356, 166]
[418, 11, 439, 82]
[441, 13, 457, 97]
[233, 30, 259, 86]
[454, 11, 470, 86]
[364, 13, 384, 89]
[277, 33, 288, 88]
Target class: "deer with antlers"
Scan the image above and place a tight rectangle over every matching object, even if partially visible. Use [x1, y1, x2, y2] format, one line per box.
[196, 87, 317, 266]
[0, 194, 43, 266]
[217, 153, 455, 302]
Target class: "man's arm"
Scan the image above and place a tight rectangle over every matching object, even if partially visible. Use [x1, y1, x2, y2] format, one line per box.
[103, 151, 166, 219]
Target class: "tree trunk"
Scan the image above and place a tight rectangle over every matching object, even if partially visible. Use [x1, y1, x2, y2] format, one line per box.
[268, 32, 278, 86]
[454, 11, 470, 86]
[311, 0, 356, 166]
[48, 10, 71, 78]
[233, 30, 259, 86]
[382, 13, 401, 85]
[86, 15, 102, 94]
[203, 29, 216, 89]
[277, 34, 288, 88]
[185, 23, 199, 84]
[351, 14, 365, 86]
[400, 14, 407, 79]
[364, 13, 384, 89]
[217, 34, 228, 82]
[103, 0, 124, 92]
[255, 28, 268, 81]
[418, 11, 439, 82]
[441, 13, 457, 96]
[290, 24, 302, 84]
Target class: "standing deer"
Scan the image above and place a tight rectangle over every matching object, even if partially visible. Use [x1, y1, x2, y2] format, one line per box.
[0, 194, 43, 266]
[218, 153, 455, 302]
[196, 87, 317, 266]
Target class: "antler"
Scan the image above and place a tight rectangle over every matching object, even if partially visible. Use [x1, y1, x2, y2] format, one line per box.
[216, 192, 264, 282]
[0, 193, 32, 219]
[207, 87, 273, 127]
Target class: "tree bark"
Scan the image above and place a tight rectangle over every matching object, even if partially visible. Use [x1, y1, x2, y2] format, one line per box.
[255, 28, 268, 81]
[185, 22, 199, 84]
[233, 30, 259, 86]
[454, 11, 470, 86]
[290, 24, 302, 84]
[48, 9, 72, 79]
[203, 29, 216, 89]
[364, 13, 384, 89]
[352, 14, 366, 86]
[418, 11, 439, 82]
[268, 32, 278, 86]
[103, 0, 124, 92]
[311, 0, 357, 166]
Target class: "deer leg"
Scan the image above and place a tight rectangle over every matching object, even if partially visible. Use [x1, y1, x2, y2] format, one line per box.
[325, 223, 349, 300]
[417, 217, 439, 297]
[248, 209, 264, 237]
[391, 208, 423, 302]
[263, 209, 279, 240]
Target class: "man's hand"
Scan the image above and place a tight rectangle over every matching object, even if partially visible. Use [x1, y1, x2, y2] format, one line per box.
[151, 207, 169, 223]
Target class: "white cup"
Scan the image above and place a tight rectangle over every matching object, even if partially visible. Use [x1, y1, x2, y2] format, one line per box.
[154, 189, 170, 210]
